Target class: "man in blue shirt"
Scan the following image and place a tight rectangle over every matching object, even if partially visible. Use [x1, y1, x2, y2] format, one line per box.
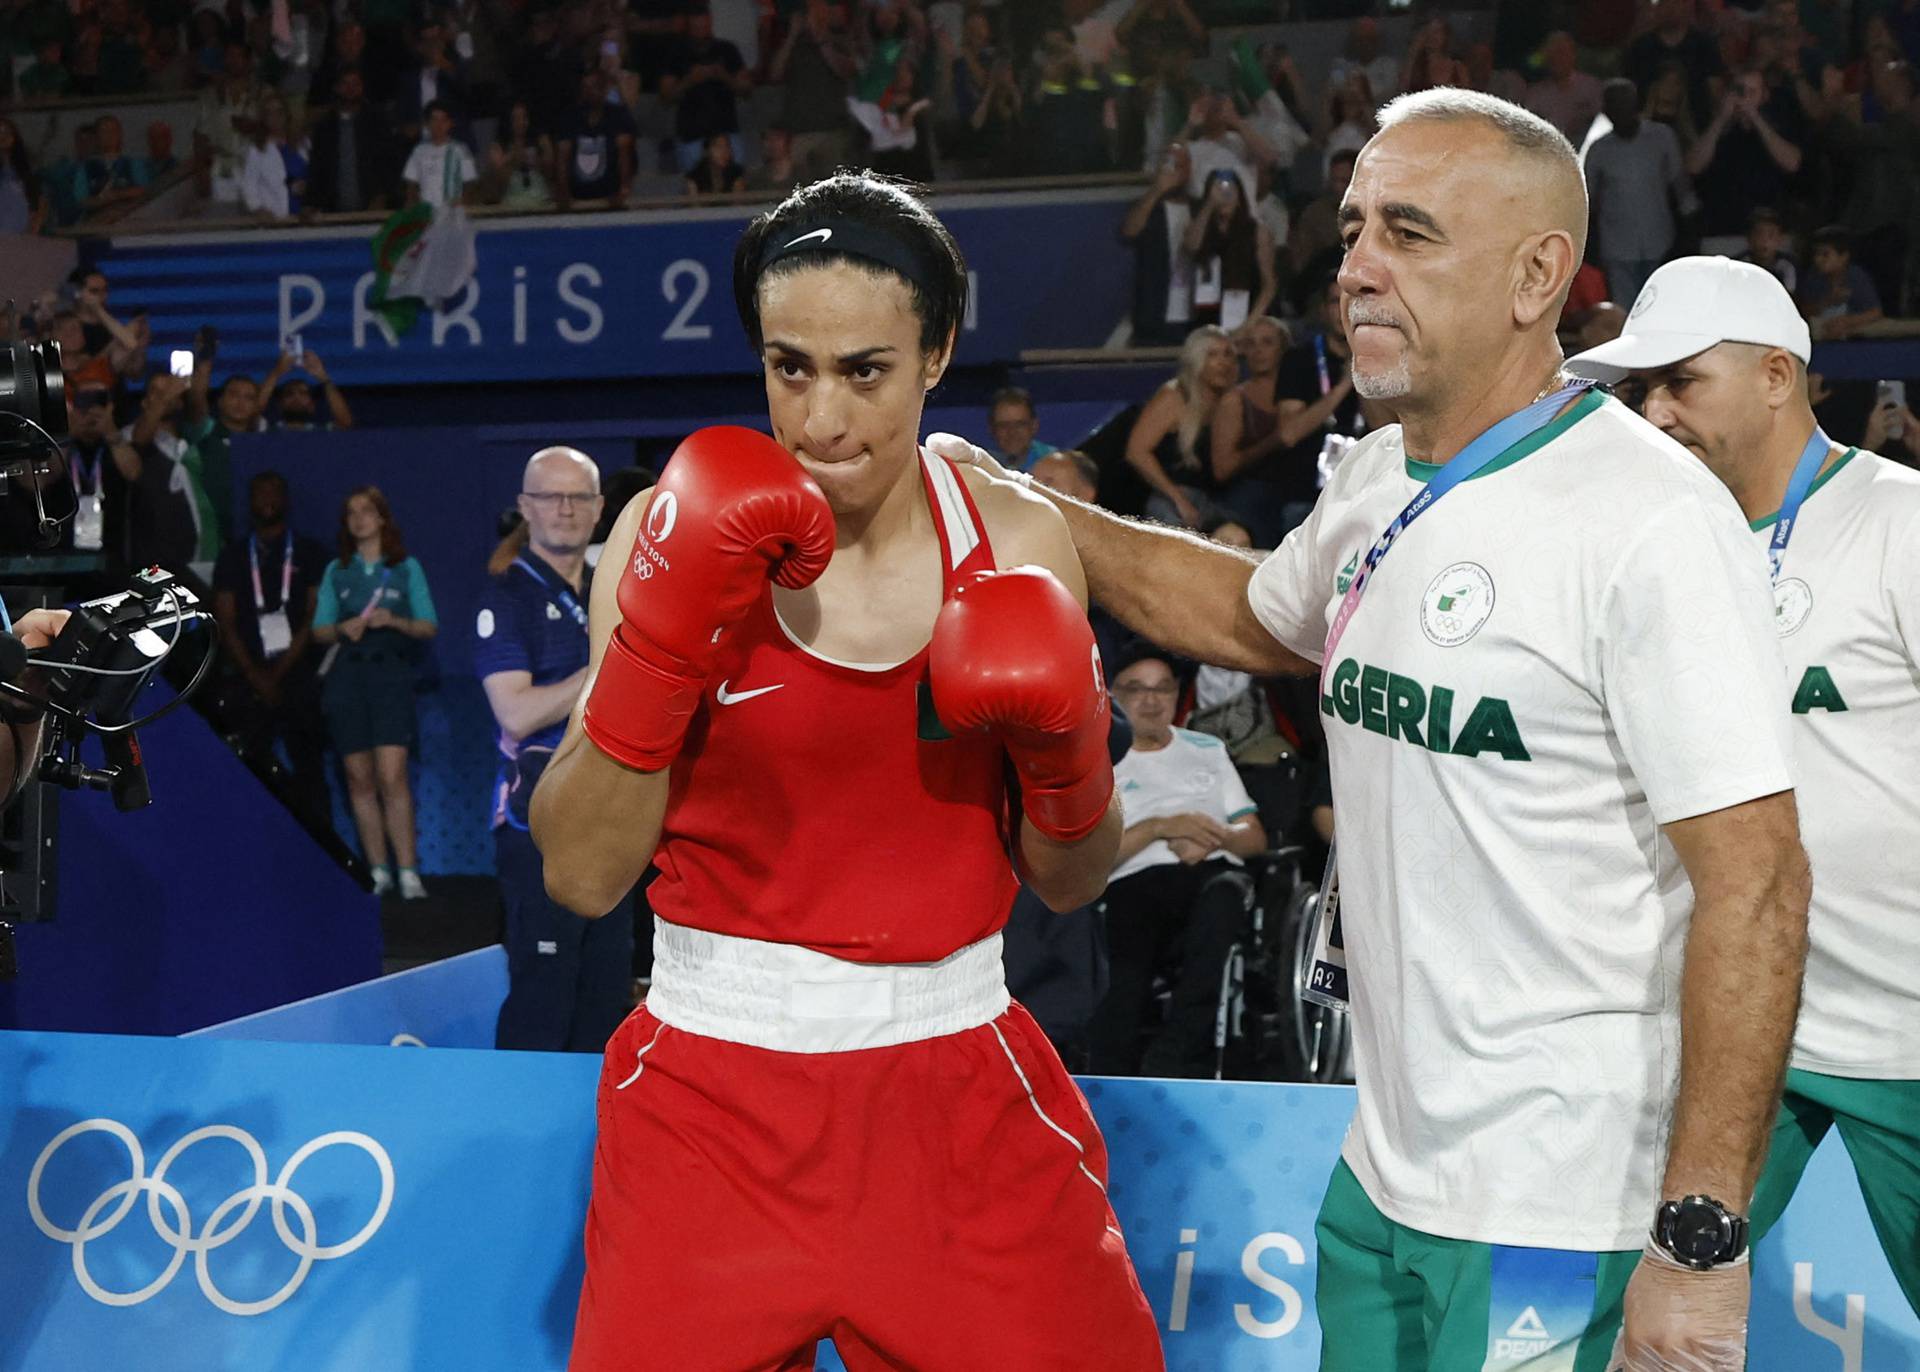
[986, 386, 1060, 472]
[476, 446, 635, 1052]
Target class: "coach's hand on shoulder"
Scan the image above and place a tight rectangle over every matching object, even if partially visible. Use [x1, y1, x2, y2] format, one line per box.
[583, 426, 834, 772]
[930, 565, 1112, 844]
[1608, 1242, 1749, 1372]
[925, 432, 1014, 483]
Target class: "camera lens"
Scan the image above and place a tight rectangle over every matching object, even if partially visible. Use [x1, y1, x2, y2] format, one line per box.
[0, 340, 68, 446]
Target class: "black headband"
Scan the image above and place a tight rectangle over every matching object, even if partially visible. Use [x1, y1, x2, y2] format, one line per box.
[756, 219, 936, 298]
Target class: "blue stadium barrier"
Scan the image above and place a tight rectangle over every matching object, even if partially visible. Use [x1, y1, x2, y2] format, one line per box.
[187, 946, 508, 1049]
[0, 686, 381, 1036]
[2, 1023, 1912, 1370]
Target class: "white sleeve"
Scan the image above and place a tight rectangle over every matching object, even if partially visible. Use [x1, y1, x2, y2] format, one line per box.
[402, 145, 425, 185]
[1246, 483, 1346, 667]
[1600, 494, 1795, 824]
[458, 144, 478, 182]
[1215, 748, 1258, 822]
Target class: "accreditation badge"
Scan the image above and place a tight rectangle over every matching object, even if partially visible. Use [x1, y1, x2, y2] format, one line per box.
[1302, 835, 1350, 1013]
[73, 492, 104, 552]
[259, 609, 293, 658]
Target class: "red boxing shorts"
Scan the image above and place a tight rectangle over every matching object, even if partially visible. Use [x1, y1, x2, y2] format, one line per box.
[569, 918, 1165, 1371]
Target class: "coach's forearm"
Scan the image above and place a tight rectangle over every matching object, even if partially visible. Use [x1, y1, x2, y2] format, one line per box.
[531, 726, 667, 918]
[1662, 793, 1811, 1209]
[1037, 488, 1312, 676]
[1018, 794, 1122, 913]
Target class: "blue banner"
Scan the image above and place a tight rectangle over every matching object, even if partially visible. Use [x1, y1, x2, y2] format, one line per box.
[187, 947, 508, 1049]
[3, 1027, 1914, 1370]
[91, 189, 1140, 388]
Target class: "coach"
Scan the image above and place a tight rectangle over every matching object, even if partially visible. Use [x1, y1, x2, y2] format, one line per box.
[478, 447, 633, 1053]
[1570, 256, 1920, 1323]
[936, 90, 1809, 1371]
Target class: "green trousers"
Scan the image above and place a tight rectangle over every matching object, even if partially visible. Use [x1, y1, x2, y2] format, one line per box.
[1750, 1068, 1920, 1316]
[1315, 1160, 1641, 1371]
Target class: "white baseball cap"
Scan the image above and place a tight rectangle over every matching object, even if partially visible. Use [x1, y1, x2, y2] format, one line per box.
[1565, 256, 1812, 384]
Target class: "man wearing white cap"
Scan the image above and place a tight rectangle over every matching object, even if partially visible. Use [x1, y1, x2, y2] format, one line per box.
[936, 91, 1810, 1371]
[1570, 255, 1920, 1319]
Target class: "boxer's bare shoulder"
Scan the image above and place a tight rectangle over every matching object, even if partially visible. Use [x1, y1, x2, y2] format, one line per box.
[955, 463, 1088, 606]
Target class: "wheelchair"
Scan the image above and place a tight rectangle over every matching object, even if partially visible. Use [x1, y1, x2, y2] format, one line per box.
[1113, 847, 1352, 1085]
[1205, 844, 1352, 1084]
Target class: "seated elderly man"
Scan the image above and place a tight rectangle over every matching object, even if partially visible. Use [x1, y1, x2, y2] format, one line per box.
[1091, 650, 1266, 1077]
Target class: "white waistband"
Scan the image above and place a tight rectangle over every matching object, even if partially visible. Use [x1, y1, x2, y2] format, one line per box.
[645, 917, 1010, 1053]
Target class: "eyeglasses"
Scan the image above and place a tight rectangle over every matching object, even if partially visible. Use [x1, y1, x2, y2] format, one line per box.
[1113, 682, 1179, 699]
[521, 491, 600, 509]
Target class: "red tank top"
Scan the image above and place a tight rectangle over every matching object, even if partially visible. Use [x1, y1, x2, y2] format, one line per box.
[650, 451, 1018, 964]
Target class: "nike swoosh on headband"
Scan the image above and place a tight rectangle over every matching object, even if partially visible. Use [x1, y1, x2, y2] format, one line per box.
[782, 227, 833, 250]
[715, 680, 786, 706]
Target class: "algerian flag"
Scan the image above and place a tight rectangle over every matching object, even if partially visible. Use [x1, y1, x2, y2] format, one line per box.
[369, 202, 476, 336]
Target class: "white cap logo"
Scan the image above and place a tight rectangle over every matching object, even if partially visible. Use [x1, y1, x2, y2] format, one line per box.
[1629, 283, 1658, 319]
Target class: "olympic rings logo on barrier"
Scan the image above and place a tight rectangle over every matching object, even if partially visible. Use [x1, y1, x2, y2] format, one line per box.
[27, 1119, 396, 1316]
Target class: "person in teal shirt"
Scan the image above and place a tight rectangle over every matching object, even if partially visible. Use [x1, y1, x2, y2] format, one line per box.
[312, 485, 438, 900]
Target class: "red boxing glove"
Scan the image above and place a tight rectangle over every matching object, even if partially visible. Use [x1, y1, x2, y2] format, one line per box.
[584, 426, 834, 770]
[929, 566, 1114, 844]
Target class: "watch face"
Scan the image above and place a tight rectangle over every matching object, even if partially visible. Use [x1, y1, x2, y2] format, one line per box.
[1671, 1206, 1732, 1263]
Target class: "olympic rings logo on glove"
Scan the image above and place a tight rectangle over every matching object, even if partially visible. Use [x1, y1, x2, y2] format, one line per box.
[27, 1118, 395, 1316]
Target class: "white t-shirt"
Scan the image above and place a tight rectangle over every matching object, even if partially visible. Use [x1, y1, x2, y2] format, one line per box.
[1186, 132, 1258, 202]
[1753, 447, 1920, 1080]
[403, 140, 477, 208]
[240, 141, 290, 217]
[1112, 728, 1258, 883]
[1248, 391, 1794, 1251]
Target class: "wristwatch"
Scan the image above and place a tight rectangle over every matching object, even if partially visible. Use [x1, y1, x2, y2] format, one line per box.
[1652, 1195, 1750, 1270]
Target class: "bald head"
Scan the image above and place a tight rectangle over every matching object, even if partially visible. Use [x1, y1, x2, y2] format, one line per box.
[525, 445, 601, 490]
[519, 446, 603, 558]
[1338, 91, 1587, 416]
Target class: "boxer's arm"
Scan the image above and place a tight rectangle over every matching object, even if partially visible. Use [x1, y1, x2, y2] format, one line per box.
[530, 490, 670, 918]
[970, 478, 1123, 912]
[935, 434, 1314, 676]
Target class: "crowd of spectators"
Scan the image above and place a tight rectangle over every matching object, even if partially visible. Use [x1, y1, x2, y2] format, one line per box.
[1116, 0, 1919, 350]
[3, 0, 1258, 225]
[1, 0, 1914, 330]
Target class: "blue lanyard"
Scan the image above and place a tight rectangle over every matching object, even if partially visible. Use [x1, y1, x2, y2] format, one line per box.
[512, 556, 587, 627]
[1324, 383, 1591, 666]
[1766, 426, 1832, 584]
[1312, 334, 1331, 396]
